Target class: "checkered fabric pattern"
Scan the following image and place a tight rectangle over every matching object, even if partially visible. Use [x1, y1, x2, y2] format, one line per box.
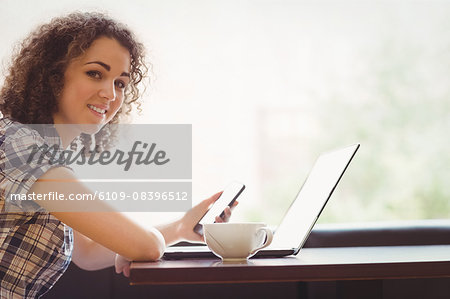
[0, 118, 73, 298]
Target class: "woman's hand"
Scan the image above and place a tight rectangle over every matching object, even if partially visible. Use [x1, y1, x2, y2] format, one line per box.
[155, 191, 238, 246]
[177, 191, 238, 243]
[115, 254, 131, 277]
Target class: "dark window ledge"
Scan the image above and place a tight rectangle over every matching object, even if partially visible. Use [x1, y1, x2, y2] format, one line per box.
[304, 219, 450, 248]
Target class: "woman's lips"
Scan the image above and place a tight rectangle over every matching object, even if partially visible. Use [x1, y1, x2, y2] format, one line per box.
[87, 104, 106, 118]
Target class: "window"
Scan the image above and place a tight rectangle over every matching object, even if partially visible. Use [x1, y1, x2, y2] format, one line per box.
[2, 0, 448, 226]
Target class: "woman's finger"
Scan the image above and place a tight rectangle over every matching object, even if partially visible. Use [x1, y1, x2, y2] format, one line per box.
[123, 266, 130, 278]
[224, 206, 232, 217]
[230, 201, 239, 211]
[196, 191, 223, 215]
[208, 191, 223, 204]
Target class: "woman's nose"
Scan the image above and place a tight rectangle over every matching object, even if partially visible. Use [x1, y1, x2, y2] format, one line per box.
[98, 81, 116, 101]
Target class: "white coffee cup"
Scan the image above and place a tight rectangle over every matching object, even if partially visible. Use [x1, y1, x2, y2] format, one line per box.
[203, 222, 273, 262]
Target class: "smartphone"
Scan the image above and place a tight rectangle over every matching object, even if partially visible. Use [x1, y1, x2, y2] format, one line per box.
[193, 181, 245, 235]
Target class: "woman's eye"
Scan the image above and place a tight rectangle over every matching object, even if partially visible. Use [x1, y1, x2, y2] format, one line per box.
[115, 80, 126, 89]
[86, 70, 102, 79]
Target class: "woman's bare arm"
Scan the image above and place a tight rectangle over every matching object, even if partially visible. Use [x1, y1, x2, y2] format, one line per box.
[71, 230, 116, 270]
[72, 192, 230, 272]
[31, 167, 233, 272]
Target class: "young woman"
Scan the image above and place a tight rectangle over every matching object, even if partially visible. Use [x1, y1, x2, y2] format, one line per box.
[0, 12, 233, 298]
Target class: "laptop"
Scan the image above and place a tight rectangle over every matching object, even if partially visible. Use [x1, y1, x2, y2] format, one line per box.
[163, 143, 360, 259]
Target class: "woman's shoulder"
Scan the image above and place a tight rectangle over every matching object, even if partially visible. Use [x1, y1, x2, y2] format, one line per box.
[0, 118, 41, 137]
[0, 118, 46, 147]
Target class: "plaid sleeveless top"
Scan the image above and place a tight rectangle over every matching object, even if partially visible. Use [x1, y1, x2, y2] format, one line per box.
[0, 118, 73, 298]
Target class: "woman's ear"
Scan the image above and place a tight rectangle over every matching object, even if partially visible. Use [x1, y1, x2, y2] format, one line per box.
[48, 72, 63, 99]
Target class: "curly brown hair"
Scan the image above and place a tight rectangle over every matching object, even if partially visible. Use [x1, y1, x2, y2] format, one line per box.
[0, 11, 148, 151]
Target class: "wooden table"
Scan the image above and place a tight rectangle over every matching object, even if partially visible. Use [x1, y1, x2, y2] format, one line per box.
[130, 245, 450, 285]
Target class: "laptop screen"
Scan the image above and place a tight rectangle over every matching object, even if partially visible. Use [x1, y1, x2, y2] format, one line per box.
[269, 144, 359, 250]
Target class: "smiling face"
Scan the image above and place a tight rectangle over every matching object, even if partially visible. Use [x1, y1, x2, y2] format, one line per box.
[53, 36, 131, 129]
